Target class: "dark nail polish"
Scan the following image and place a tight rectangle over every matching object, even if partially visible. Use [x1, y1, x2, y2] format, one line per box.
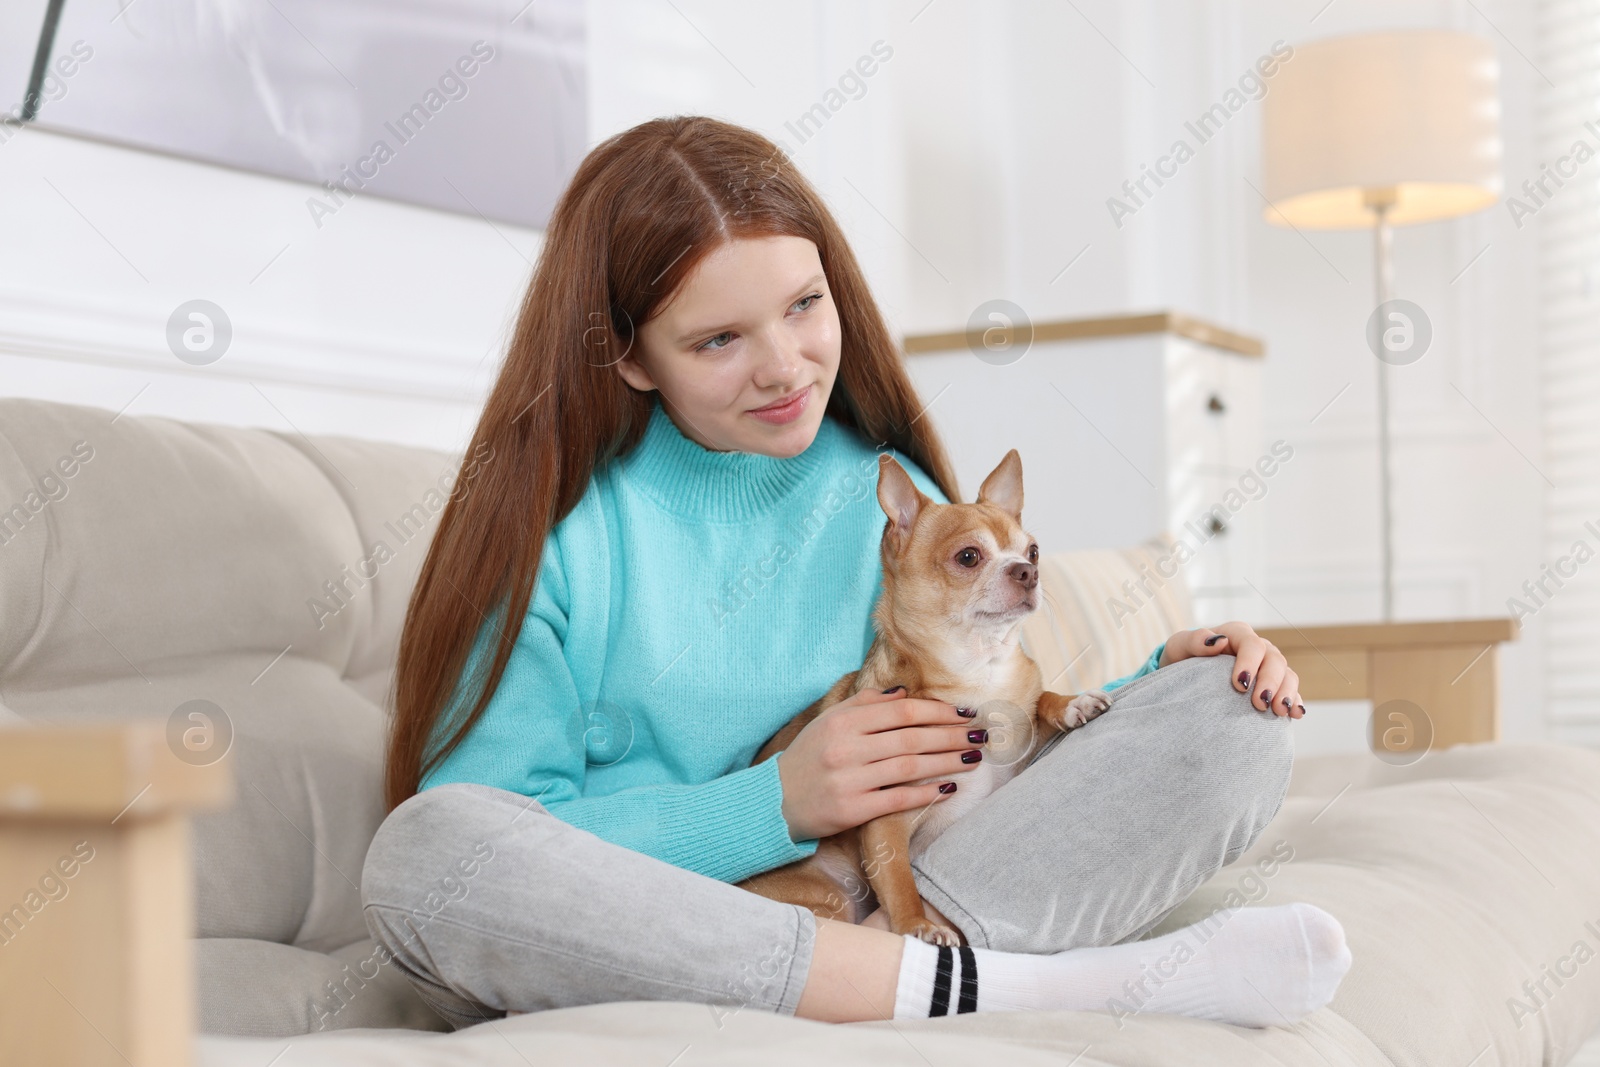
[956, 706, 976, 718]
[883, 686, 904, 694]
[1261, 689, 1273, 708]
[1283, 695, 1293, 709]
[968, 729, 988, 744]
[961, 749, 982, 764]
[1297, 703, 1307, 714]
[1238, 671, 1251, 688]
[1205, 634, 1223, 646]
[939, 782, 957, 794]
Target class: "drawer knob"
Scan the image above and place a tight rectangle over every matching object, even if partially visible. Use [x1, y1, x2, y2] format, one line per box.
[1207, 394, 1227, 414]
[1207, 515, 1227, 536]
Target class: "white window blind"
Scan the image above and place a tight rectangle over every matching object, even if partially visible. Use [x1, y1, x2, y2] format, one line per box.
[1539, 0, 1600, 736]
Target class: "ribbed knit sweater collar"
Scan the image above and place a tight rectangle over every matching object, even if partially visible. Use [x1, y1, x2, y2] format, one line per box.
[619, 394, 841, 522]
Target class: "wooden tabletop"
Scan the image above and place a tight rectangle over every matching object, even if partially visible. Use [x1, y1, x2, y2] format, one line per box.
[1257, 617, 1519, 650]
[0, 720, 233, 821]
[903, 310, 1265, 357]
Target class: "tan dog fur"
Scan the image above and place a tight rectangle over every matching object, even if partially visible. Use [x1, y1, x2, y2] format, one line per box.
[737, 450, 1110, 944]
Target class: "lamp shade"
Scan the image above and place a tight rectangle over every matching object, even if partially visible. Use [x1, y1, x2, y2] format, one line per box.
[1261, 30, 1502, 229]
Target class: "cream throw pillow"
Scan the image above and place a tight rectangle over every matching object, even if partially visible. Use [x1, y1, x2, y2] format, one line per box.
[1018, 531, 1196, 694]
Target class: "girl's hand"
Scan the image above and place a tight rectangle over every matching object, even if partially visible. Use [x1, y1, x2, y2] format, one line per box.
[775, 687, 984, 842]
[1158, 622, 1304, 719]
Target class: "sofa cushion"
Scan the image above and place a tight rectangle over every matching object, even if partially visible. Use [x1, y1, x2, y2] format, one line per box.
[1150, 740, 1600, 1065]
[0, 398, 456, 1031]
[192, 741, 1600, 1065]
[197, 936, 450, 1037]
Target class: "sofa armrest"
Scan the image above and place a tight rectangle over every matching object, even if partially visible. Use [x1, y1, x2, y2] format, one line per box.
[0, 721, 233, 1067]
[1253, 617, 1519, 753]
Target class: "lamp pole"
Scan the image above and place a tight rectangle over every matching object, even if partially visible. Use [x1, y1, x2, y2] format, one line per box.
[1367, 187, 1397, 622]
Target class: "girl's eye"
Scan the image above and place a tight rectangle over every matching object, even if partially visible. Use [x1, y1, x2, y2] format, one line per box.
[1027, 544, 1039, 563]
[956, 547, 981, 568]
[697, 293, 822, 351]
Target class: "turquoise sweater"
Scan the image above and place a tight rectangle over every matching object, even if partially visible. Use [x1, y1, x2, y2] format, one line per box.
[420, 395, 1166, 884]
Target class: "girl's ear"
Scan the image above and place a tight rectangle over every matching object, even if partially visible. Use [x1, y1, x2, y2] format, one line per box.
[613, 352, 655, 392]
[877, 454, 928, 554]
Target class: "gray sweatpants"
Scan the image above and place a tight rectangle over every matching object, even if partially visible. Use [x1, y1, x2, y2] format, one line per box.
[360, 653, 1293, 1028]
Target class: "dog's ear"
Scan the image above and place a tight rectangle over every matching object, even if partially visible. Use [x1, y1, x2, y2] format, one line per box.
[977, 449, 1023, 521]
[877, 454, 929, 553]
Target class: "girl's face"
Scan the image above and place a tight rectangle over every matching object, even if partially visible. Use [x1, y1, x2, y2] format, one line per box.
[617, 234, 842, 458]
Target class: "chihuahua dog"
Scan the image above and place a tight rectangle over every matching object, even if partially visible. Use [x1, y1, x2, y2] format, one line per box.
[737, 449, 1111, 944]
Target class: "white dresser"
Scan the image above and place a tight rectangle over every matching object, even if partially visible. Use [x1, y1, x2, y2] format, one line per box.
[900, 312, 1267, 626]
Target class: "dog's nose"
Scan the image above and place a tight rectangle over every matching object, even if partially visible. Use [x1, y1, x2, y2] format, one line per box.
[1007, 561, 1038, 589]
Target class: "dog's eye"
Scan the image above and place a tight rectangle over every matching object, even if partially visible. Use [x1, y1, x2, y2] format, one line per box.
[956, 547, 982, 568]
[1027, 544, 1039, 564]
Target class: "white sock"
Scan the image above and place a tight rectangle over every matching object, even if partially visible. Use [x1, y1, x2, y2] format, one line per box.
[892, 902, 1351, 1028]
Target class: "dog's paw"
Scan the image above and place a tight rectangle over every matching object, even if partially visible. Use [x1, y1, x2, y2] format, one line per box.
[1062, 688, 1112, 728]
[905, 919, 962, 946]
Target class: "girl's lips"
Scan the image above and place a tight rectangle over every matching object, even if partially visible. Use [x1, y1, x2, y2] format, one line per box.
[748, 386, 810, 424]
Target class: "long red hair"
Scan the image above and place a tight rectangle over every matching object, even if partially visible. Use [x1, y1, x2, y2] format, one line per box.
[384, 115, 961, 812]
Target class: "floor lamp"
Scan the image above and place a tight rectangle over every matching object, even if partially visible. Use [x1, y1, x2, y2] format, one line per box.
[1259, 30, 1502, 621]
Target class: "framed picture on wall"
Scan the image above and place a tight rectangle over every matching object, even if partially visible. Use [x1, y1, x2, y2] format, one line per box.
[2, 0, 587, 230]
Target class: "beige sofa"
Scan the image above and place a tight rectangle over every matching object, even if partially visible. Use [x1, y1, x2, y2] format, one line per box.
[2, 396, 1599, 1066]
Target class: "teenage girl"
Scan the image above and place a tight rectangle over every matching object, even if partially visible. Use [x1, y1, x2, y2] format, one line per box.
[362, 115, 1350, 1028]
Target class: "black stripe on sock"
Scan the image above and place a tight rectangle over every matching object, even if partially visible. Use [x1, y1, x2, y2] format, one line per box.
[928, 945, 953, 1017]
[956, 945, 977, 1013]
